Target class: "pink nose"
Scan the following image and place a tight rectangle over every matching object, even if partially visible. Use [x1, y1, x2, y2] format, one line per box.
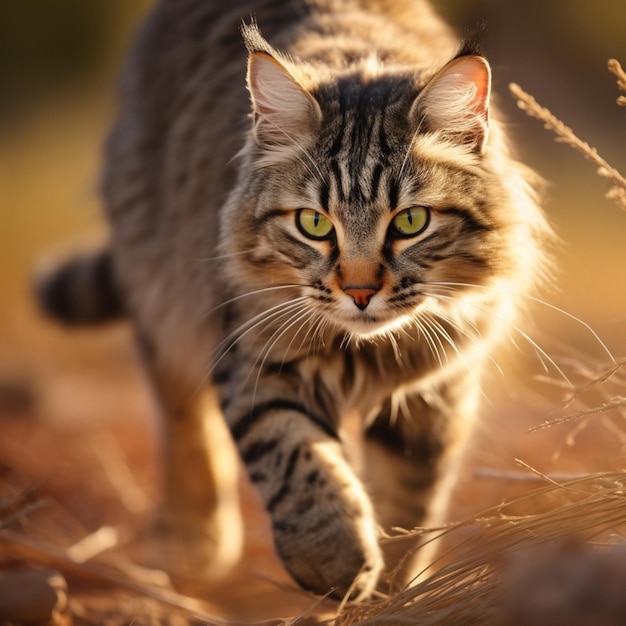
[343, 285, 378, 311]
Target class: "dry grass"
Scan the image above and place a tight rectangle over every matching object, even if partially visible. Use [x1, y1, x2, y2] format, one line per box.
[334, 357, 626, 624]
[2, 448, 624, 625]
[338, 471, 626, 625]
[509, 59, 626, 211]
[609, 59, 626, 107]
[1, 356, 624, 625]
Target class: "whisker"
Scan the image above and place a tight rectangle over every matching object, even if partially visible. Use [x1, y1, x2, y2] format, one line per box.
[412, 315, 446, 370]
[387, 330, 403, 362]
[297, 309, 327, 356]
[193, 297, 309, 400]
[433, 306, 506, 378]
[208, 297, 309, 377]
[281, 309, 321, 369]
[424, 312, 491, 399]
[396, 390, 413, 426]
[248, 305, 314, 406]
[435, 316, 504, 403]
[212, 297, 305, 358]
[422, 317, 447, 368]
[426, 290, 574, 387]
[192, 249, 255, 263]
[251, 303, 312, 378]
[426, 281, 616, 364]
[340, 332, 352, 351]
[309, 314, 332, 357]
[203, 283, 304, 318]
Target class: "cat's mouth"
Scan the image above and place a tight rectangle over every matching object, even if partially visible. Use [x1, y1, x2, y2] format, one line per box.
[307, 284, 423, 339]
[342, 313, 415, 339]
[329, 296, 418, 339]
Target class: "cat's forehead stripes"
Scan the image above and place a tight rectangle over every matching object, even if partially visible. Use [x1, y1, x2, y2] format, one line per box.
[321, 74, 404, 159]
[315, 75, 414, 212]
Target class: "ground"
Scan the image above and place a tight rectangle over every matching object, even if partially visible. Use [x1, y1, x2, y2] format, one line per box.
[1, 309, 623, 624]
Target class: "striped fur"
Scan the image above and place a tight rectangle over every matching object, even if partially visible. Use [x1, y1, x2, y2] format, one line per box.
[43, 0, 551, 600]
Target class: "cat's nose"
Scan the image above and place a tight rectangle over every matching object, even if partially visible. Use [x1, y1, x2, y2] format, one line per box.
[343, 285, 379, 311]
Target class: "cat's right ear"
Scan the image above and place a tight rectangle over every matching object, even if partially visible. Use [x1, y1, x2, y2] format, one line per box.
[247, 52, 321, 146]
[411, 55, 491, 154]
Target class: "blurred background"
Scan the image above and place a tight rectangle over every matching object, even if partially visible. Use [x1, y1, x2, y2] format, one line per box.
[0, 0, 624, 619]
[1, 1, 154, 421]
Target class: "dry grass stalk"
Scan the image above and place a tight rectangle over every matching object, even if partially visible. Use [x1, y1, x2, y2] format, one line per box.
[563, 357, 626, 405]
[528, 358, 626, 451]
[608, 59, 626, 106]
[509, 68, 626, 211]
[473, 467, 600, 483]
[531, 396, 626, 431]
[0, 484, 46, 530]
[335, 471, 626, 625]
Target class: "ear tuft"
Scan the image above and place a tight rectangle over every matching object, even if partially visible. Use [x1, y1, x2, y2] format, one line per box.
[413, 55, 491, 153]
[247, 51, 320, 147]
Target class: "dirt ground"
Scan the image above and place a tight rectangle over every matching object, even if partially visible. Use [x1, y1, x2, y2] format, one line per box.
[1, 304, 624, 623]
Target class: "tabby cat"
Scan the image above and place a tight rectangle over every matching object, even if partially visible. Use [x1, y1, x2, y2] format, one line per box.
[39, 0, 550, 600]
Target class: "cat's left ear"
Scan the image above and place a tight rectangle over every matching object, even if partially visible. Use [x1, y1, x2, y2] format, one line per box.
[411, 55, 491, 154]
[247, 51, 322, 147]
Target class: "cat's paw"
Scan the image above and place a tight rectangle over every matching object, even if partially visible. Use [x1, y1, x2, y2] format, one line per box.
[273, 511, 383, 600]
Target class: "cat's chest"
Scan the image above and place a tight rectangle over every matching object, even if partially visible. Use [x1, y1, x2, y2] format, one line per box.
[305, 339, 431, 420]
[229, 315, 442, 420]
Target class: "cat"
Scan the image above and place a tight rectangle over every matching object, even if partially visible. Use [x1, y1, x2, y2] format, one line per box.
[38, 0, 551, 600]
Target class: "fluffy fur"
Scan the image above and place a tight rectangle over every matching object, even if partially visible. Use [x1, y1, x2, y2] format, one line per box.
[40, 0, 551, 600]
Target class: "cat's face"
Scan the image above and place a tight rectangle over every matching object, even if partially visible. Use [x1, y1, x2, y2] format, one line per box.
[243, 146, 499, 339]
[229, 44, 509, 339]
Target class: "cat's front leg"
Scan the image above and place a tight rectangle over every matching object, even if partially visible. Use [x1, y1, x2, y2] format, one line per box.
[225, 396, 383, 600]
[363, 382, 479, 588]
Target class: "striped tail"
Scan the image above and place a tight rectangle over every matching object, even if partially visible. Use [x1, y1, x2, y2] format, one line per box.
[35, 248, 126, 325]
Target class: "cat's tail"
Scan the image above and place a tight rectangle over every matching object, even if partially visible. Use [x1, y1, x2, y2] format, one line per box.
[35, 247, 127, 325]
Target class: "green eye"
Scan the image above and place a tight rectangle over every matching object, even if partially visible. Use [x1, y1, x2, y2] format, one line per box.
[391, 206, 430, 237]
[296, 209, 334, 240]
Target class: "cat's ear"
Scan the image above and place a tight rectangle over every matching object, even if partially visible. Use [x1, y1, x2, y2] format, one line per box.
[412, 55, 491, 153]
[247, 51, 321, 146]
